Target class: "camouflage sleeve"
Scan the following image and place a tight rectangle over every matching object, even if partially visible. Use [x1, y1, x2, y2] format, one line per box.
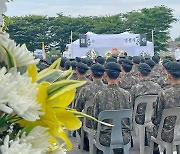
[75, 87, 86, 112]
[92, 92, 101, 130]
[123, 90, 132, 109]
[152, 91, 164, 126]
[131, 85, 136, 108]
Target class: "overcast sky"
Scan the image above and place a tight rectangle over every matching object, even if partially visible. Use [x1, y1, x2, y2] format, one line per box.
[5, 0, 180, 39]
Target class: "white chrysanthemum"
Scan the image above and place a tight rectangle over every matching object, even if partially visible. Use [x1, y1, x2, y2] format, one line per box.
[0, 67, 18, 113]
[7, 71, 44, 121]
[0, 33, 39, 67]
[20, 126, 51, 153]
[0, 135, 42, 154]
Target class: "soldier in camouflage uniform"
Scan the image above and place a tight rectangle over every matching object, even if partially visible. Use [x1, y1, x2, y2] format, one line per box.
[93, 62, 132, 154]
[76, 62, 92, 86]
[146, 61, 180, 153]
[74, 62, 92, 111]
[96, 56, 106, 65]
[146, 59, 161, 83]
[119, 59, 139, 93]
[85, 57, 94, 81]
[59, 57, 68, 71]
[157, 60, 171, 90]
[70, 61, 78, 80]
[131, 63, 161, 125]
[75, 63, 106, 151]
[76, 63, 106, 128]
[131, 56, 141, 77]
[152, 55, 162, 73]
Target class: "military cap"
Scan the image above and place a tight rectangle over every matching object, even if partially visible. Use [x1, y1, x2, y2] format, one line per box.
[105, 62, 121, 73]
[140, 56, 145, 63]
[119, 54, 126, 59]
[112, 54, 118, 59]
[138, 63, 151, 76]
[152, 55, 160, 64]
[86, 57, 93, 67]
[133, 56, 141, 64]
[76, 62, 89, 73]
[75, 57, 81, 62]
[122, 59, 133, 72]
[122, 59, 133, 66]
[64, 60, 71, 70]
[165, 61, 180, 78]
[60, 57, 68, 68]
[144, 55, 151, 60]
[70, 61, 77, 70]
[91, 63, 105, 73]
[96, 56, 106, 65]
[145, 59, 156, 69]
[127, 56, 133, 60]
[106, 57, 117, 63]
[69, 58, 75, 61]
[118, 58, 125, 65]
[162, 59, 170, 67]
[81, 58, 87, 64]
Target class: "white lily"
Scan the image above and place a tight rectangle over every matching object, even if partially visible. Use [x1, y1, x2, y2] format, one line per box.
[0, 33, 39, 67]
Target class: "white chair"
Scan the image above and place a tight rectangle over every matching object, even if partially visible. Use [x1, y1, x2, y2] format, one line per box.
[150, 107, 180, 154]
[94, 109, 132, 154]
[133, 95, 158, 154]
[78, 99, 95, 153]
[82, 100, 96, 154]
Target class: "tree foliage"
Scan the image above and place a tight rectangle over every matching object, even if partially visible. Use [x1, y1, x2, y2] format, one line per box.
[6, 6, 177, 53]
[175, 36, 180, 42]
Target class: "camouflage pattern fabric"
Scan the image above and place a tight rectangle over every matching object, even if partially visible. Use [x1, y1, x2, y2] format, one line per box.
[93, 84, 132, 147]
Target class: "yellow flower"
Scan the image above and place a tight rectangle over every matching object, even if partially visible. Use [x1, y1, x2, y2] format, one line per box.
[19, 65, 86, 151]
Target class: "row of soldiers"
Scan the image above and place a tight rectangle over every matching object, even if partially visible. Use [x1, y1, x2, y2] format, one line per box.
[59, 55, 180, 154]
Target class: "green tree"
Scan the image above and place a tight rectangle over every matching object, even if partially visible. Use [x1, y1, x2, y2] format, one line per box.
[121, 6, 177, 52]
[6, 6, 177, 53]
[175, 36, 180, 42]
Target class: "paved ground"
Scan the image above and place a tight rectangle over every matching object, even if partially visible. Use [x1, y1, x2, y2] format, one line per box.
[67, 133, 178, 154]
[67, 133, 150, 154]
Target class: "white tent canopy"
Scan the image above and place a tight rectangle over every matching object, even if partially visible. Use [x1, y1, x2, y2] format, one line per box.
[66, 32, 154, 58]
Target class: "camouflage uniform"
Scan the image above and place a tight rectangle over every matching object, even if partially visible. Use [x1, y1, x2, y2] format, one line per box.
[131, 65, 138, 77]
[70, 73, 78, 80]
[119, 73, 139, 93]
[150, 65, 162, 83]
[157, 76, 171, 90]
[93, 84, 132, 147]
[146, 84, 180, 144]
[73, 77, 92, 108]
[76, 80, 106, 128]
[86, 69, 93, 81]
[76, 76, 92, 94]
[131, 79, 161, 125]
[152, 64, 162, 74]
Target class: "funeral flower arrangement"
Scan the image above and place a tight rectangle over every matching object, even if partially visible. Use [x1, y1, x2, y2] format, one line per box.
[0, 32, 88, 154]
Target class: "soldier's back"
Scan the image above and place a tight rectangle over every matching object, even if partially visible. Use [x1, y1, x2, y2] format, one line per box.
[119, 73, 139, 93]
[157, 76, 171, 90]
[132, 79, 161, 99]
[93, 84, 131, 146]
[131, 79, 161, 125]
[153, 84, 180, 143]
